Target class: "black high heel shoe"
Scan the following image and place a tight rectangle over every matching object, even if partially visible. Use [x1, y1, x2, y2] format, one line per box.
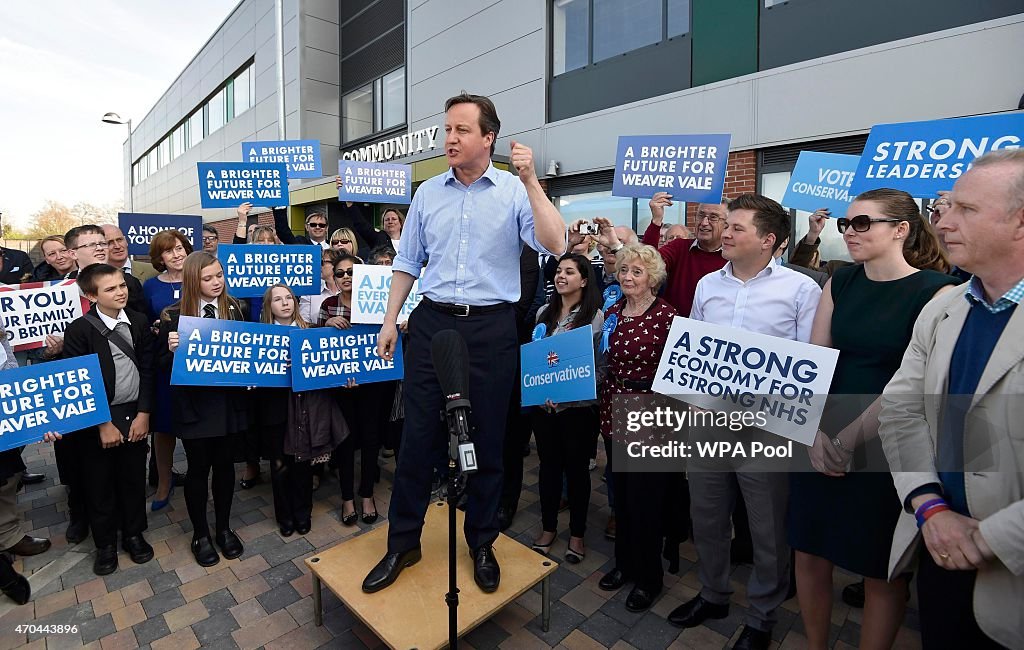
[341, 502, 357, 526]
[361, 498, 378, 524]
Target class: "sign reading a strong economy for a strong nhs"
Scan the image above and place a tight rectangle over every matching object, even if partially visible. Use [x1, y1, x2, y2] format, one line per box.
[520, 326, 597, 407]
[217, 244, 320, 298]
[170, 317, 292, 388]
[848, 113, 1024, 198]
[350, 265, 421, 325]
[781, 152, 860, 215]
[118, 213, 203, 255]
[0, 355, 111, 452]
[242, 140, 322, 178]
[290, 325, 404, 391]
[612, 134, 731, 202]
[197, 162, 289, 208]
[0, 280, 87, 351]
[337, 161, 412, 204]
[652, 317, 839, 446]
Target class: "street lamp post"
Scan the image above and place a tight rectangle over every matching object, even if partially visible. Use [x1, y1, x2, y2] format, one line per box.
[102, 112, 133, 212]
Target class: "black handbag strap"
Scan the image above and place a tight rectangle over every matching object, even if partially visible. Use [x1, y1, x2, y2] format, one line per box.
[84, 311, 139, 368]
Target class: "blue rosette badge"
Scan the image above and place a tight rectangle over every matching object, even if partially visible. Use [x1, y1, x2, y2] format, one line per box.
[532, 323, 547, 342]
[600, 313, 617, 354]
[602, 284, 622, 311]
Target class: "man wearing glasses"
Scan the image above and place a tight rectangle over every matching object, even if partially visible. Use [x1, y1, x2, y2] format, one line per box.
[64, 225, 147, 315]
[202, 225, 220, 254]
[101, 224, 157, 283]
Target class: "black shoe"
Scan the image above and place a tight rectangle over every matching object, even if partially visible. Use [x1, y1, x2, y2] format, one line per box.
[93, 545, 118, 576]
[279, 522, 294, 537]
[122, 535, 154, 564]
[361, 499, 378, 525]
[4, 535, 51, 557]
[0, 555, 29, 605]
[471, 545, 500, 593]
[239, 474, 262, 490]
[20, 472, 45, 485]
[340, 502, 358, 526]
[598, 568, 628, 591]
[65, 520, 89, 545]
[215, 529, 244, 560]
[668, 595, 730, 628]
[191, 537, 220, 567]
[732, 625, 771, 650]
[496, 505, 516, 532]
[362, 547, 422, 593]
[625, 585, 661, 612]
[296, 521, 311, 535]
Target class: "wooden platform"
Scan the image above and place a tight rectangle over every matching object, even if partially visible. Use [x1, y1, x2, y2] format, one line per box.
[306, 501, 557, 650]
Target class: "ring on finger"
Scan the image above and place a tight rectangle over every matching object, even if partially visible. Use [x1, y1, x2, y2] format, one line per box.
[939, 552, 950, 560]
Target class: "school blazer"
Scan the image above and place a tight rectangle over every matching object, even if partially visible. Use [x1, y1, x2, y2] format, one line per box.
[61, 305, 156, 414]
[879, 284, 1024, 649]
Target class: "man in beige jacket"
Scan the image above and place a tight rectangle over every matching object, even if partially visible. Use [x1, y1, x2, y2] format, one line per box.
[879, 149, 1024, 649]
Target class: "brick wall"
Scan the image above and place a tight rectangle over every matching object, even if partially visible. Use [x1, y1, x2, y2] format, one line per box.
[684, 149, 757, 227]
[205, 212, 276, 244]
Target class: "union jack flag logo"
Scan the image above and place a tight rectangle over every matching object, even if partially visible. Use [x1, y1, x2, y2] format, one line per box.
[547, 351, 559, 367]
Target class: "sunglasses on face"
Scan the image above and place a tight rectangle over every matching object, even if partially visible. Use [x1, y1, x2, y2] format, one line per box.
[837, 215, 902, 233]
[332, 239, 351, 246]
[334, 268, 354, 277]
[307, 222, 327, 229]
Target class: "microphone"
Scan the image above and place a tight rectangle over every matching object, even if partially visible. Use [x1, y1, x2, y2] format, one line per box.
[430, 329, 477, 474]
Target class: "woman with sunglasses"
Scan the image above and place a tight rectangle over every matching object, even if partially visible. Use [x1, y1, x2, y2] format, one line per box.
[329, 228, 359, 258]
[788, 188, 958, 650]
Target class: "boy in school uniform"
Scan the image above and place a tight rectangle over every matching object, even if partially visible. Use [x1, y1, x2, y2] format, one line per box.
[62, 264, 156, 575]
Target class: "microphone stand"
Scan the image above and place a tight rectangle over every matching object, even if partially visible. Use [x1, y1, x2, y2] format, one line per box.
[443, 402, 472, 649]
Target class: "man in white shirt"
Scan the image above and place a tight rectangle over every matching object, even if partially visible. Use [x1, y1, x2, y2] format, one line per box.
[669, 194, 821, 650]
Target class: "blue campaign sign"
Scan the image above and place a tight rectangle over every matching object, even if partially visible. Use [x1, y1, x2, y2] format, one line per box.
[242, 139, 322, 179]
[118, 212, 203, 255]
[612, 134, 731, 202]
[197, 162, 289, 208]
[170, 317, 292, 388]
[849, 113, 1024, 198]
[290, 325, 404, 390]
[781, 152, 860, 215]
[0, 355, 112, 452]
[337, 161, 412, 204]
[217, 244, 321, 298]
[520, 326, 597, 407]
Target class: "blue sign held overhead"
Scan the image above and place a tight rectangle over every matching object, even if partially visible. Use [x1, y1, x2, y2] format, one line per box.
[520, 326, 597, 407]
[0, 355, 112, 452]
[849, 113, 1024, 198]
[197, 162, 289, 208]
[170, 317, 293, 388]
[242, 140, 322, 179]
[118, 213, 203, 255]
[338, 161, 412, 204]
[290, 325, 404, 391]
[612, 134, 731, 203]
[781, 152, 860, 216]
[217, 244, 320, 298]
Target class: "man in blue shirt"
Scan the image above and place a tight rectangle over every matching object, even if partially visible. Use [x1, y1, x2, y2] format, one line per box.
[362, 92, 567, 594]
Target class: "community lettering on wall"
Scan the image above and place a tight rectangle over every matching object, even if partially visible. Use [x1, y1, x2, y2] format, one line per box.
[118, 213, 203, 255]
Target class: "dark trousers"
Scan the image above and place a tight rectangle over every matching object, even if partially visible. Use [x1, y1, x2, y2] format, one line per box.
[270, 452, 312, 527]
[54, 435, 88, 524]
[612, 461, 670, 592]
[338, 387, 384, 500]
[387, 303, 517, 554]
[181, 436, 235, 538]
[917, 550, 1004, 649]
[500, 371, 531, 510]
[533, 406, 597, 537]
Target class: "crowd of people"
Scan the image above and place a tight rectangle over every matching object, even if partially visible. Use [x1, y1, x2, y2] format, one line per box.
[0, 92, 1020, 650]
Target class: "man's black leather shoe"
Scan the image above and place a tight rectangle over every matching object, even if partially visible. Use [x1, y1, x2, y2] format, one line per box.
[362, 547, 422, 593]
[0, 555, 29, 605]
[122, 535, 154, 564]
[668, 595, 730, 628]
[93, 545, 118, 576]
[471, 545, 500, 593]
[732, 625, 771, 650]
[296, 520, 311, 535]
[598, 568, 628, 591]
[65, 520, 89, 545]
[191, 537, 220, 567]
[215, 530, 244, 560]
[4, 535, 51, 557]
[20, 472, 45, 485]
[625, 585, 661, 612]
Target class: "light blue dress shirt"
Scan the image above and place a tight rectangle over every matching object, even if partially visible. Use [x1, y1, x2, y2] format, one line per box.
[393, 164, 559, 306]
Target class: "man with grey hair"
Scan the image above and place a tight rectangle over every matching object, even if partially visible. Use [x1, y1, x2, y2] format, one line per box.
[878, 148, 1024, 649]
[664, 223, 693, 243]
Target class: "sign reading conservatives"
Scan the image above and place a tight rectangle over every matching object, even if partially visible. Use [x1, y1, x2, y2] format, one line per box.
[520, 326, 597, 407]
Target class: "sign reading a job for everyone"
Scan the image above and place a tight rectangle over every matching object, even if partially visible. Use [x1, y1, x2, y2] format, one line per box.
[118, 212, 203, 255]
[520, 326, 597, 407]
[242, 139, 322, 178]
[290, 325, 403, 391]
[350, 265, 421, 325]
[612, 134, 731, 202]
[216, 244, 320, 298]
[0, 280, 86, 351]
[849, 112, 1024, 198]
[651, 317, 839, 446]
[0, 355, 111, 452]
[197, 162, 289, 208]
[169, 317, 292, 388]
[781, 152, 860, 215]
[337, 161, 412, 204]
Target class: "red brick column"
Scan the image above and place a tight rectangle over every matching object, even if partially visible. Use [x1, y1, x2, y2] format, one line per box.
[685, 149, 757, 227]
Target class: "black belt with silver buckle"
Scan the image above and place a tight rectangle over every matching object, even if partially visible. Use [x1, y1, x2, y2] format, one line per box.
[422, 297, 509, 317]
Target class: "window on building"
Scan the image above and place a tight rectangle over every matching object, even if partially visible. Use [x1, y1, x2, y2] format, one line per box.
[593, 0, 662, 63]
[233, 65, 252, 117]
[381, 67, 405, 130]
[146, 149, 158, 176]
[556, 191, 636, 230]
[187, 109, 203, 148]
[207, 88, 226, 134]
[553, 0, 589, 75]
[667, 0, 690, 37]
[138, 158, 148, 183]
[171, 123, 186, 160]
[132, 162, 140, 186]
[158, 138, 170, 168]
[343, 84, 375, 142]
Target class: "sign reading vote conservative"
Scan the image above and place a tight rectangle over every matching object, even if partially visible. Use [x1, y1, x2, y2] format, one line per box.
[118, 212, 203, 255]
[217, 244, 320, 298]
[197, 162, 289, 208]
[350, 265, 421, 325]
[781, 152, 860, 215]
[0, 355, 111, 452]
[520, 326, 597, 407]
[612, 134, 731, 202]
[337, 161, 412, 204]
[652, 317, 839, 446]
[849, 113, 1024, 198]
[0, 280, 86, 351]
[290, 325, 403, 391]
[170, 317, 292, 388]
[242, 140, 322, 179]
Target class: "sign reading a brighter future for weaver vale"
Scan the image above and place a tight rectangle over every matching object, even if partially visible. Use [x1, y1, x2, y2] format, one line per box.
[0, 280, 86, 351]
[289, 325, 403, 391]
[170, 317, 292, 388]
[118, 213, 203, 256]
[216, 244, 320, 298]
[612, 134, 731, 203]
[337, 161, 412, 204]
[242, 139, 322, 179]
[350, 265, 422, 325]
[520, 326, 597, 407]
[781, 152, 859, 216]
[197, 162, 289, 208]
[652, 317, 839, 446]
